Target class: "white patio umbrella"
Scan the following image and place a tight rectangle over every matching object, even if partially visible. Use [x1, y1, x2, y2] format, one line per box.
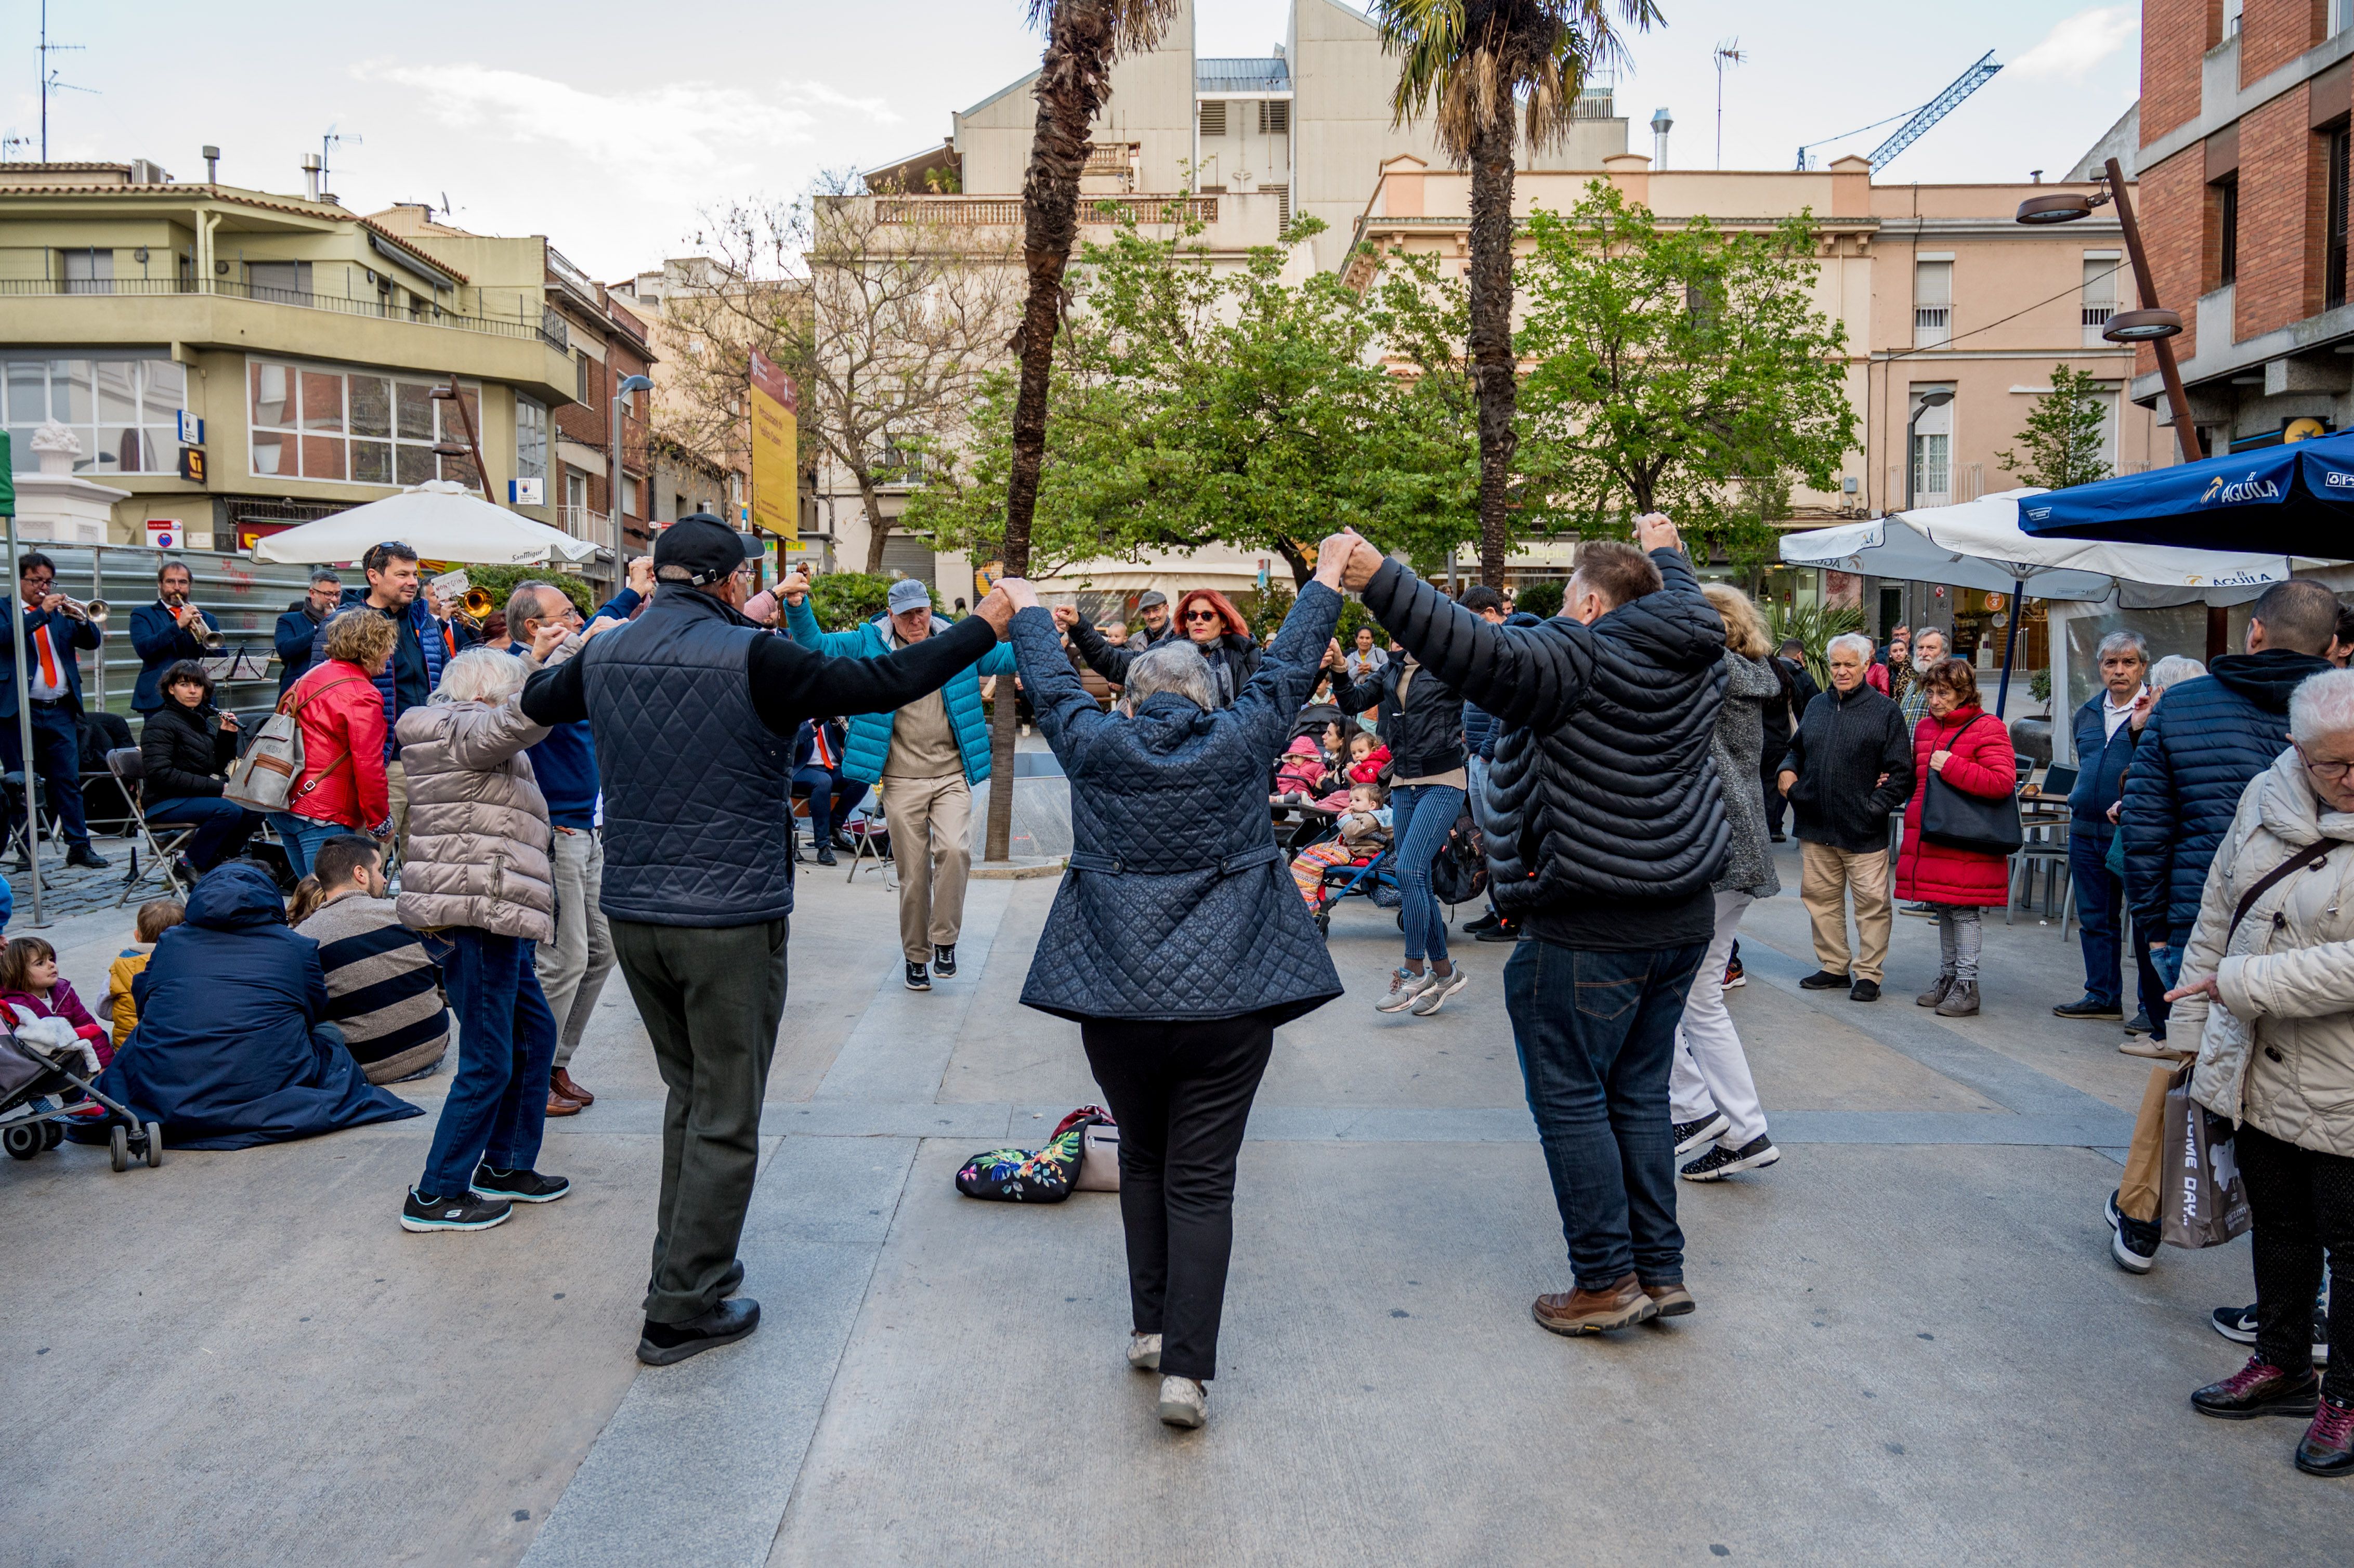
[249, 481, 603, 566]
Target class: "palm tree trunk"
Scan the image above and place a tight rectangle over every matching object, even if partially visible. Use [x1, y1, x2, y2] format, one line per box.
[1466, 104, 1519, 589]
[989, 0, 1117, 862]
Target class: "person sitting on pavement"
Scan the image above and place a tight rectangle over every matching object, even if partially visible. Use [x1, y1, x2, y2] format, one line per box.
[291, 833, 452, 1087]
[791, 717, 868, 868]
[780, 573, 1018, 993]
[1060, 589, 1262, 709]
[2108, 581, 2338, 1282]
[102, 898, 185, 1051]
[1893, 658, 2017, 1021]
[998, 543, 1348, 1431]
[272, 607, 395, 879]
[1, 936, 111, 1065]
[89, 861, 421, 1151]
[1777, 633, 1916, 1004]
[2165, 667, 2354, 1478]
[2, 550, 111, 871]
[275, 567, 343, 698]
[2058, 630, 2157, 1026]
[139, 660, 261, 873]
[128, 559, 221, 721]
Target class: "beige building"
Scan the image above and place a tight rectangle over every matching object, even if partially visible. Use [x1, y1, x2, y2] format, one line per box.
[0, 160, 578, 551]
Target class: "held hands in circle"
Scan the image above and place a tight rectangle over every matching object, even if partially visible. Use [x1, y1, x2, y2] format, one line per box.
[972, 581, 1028, 639]
[529, 621, 570, 660]
[778, 570, 811, 606]
[1635, 512, 1682, 555]
[1311, 529, 1384, 592]
[626, 556, 656, 595]
[1051, 604, 1080, 632]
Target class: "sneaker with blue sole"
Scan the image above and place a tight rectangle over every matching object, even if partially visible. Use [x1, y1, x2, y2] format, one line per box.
[401, 1187, 513, 1233]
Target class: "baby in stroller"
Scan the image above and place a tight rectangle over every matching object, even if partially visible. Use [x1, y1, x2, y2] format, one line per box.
[1289, 781, 1393, 906]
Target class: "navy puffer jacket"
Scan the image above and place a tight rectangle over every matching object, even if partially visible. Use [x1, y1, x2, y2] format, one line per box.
[2121, 648, 2332, 946]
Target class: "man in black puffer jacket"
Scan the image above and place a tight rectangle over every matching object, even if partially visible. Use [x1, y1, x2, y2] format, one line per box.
[1339, 517, 1729, 1338]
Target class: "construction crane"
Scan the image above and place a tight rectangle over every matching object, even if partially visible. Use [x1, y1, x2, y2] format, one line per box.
[1794, 50, 2003, 172]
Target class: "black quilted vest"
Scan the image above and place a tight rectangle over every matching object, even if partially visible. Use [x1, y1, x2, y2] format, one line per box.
[579, 592, 795, 927]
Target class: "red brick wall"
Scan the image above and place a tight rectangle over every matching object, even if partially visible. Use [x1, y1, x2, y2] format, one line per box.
[2235, 84, 2320, 338]
[2241, 0, 2325, 85]
[2136, 147, 2209, 374]
[2146, 0, 2220, 142]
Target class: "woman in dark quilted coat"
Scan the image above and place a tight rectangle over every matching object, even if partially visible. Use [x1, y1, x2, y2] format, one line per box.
[999, 542, 1349, 1433]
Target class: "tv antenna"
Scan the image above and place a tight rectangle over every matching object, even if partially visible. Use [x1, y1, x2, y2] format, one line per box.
[1712, 38, 1746, 169]
[37, 0, 96, 161]
[2, 132, 32, 163]
[321, 124, 362, 197]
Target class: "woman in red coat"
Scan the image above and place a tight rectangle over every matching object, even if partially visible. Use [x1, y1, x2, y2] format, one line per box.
[1895, 657, 2017, 1018]
[270, 609, 395, 878]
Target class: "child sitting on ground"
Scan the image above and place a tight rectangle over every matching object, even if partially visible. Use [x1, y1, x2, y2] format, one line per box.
[103, 899, 186, 1050]
[1289, 781, 1394, 906]
[1, 936, 113, 1067]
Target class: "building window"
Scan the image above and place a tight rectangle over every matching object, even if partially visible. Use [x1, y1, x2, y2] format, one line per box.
[564, 469, 588, 533]
[2224, 0, 2243, 35]
[576, 352, 592, 404]
[2216, 175, 2240, 288]
[621, 474, 638, 517]
[1198, 100, 1226, 138]
[2329, 126, 2351, 312]
[245, 260, 313, 300]
[2337, 0, 2354, 37]
[1913, 259, 1952, 349]
[58, 249, 112, 294]
[2082, 254, 2120, 346]
[247, 357, 478, 486]
[516, 395, 548, 481]
[1258, 100, 1289, 135]
[1908, 386, 1954, 506]
[2, 356, 185, 476]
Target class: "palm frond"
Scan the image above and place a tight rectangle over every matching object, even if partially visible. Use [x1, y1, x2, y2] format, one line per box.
[1025, 0, 1185, 55]
[1369, 0, 1662, 158]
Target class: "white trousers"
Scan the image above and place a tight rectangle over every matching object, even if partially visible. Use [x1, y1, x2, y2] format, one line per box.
[1670, 891, 1769, 1147]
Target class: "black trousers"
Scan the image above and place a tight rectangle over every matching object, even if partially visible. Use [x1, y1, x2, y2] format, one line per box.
[1080, 1011, 1278, 1382]
[610, 916, 791, 1325]
[2240, 1123, 2353, 1401]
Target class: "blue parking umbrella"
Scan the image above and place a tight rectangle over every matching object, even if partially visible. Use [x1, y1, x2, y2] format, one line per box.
[2017, 428, 2354, 557]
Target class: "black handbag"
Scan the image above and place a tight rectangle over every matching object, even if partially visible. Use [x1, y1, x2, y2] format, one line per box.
[1919, 714, 2025, 857]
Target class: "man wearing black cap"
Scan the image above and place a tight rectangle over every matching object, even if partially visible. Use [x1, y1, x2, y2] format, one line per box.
[523, 514, 1017, 1365]
[1129, 590, 1172, 648]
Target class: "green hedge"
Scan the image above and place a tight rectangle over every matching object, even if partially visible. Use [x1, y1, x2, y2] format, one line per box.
[809, 572, 939, 632]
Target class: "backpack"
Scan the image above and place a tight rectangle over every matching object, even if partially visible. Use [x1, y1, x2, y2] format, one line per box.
[1428, 804, 1488, 906]
[224, 673, 364, 813]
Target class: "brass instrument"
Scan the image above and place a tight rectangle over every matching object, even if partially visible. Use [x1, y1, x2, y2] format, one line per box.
[161, 598, 225, 649]
[462, 586, 498, 620]
[55, 596, 111, 628]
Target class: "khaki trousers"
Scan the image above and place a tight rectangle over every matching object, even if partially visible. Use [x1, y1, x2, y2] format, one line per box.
[2117, 1062, 2176, 1224]
[1799, 841, 1893, 983]
[882, 772, 972, 964]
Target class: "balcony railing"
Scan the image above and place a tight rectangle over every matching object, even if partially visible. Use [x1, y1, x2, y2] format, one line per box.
[1913, 305, 1951, 348]
[874, 194, 1220, 226]
[0, 275, 570, 350]
[1573, 88, 1615, 121]
[1084, 142, 1139, 176]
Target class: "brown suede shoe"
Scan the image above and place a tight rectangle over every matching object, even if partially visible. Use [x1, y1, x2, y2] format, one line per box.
[544, 1089, 582, 1118]
[1642, 1282, 1696, 1318]
[1532, 1272, 1658, 1336]
[552, 1067, 594, 1107]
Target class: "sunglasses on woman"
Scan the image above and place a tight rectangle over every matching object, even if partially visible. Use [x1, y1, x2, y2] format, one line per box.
[1184, 609, 1221, 623]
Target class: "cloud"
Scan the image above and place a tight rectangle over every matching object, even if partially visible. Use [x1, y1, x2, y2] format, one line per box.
[2011, 6, 2140, 82]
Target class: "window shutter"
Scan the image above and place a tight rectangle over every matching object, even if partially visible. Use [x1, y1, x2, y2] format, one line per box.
[1199, 100, 1226, 138]
[1258, 100, 1289, 135]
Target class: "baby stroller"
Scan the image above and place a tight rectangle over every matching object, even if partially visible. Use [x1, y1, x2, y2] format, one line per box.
[0, 1019, 164, 1172]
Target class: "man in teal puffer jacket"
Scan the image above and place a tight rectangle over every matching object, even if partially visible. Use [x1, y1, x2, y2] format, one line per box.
[782, 575, 1018, 991]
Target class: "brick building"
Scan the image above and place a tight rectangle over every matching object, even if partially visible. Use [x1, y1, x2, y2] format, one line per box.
[2133, 0, 2354, 453]
[544, 245, 654, 558]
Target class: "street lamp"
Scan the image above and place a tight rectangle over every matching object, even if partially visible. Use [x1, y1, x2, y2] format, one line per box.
[2016, 157, 2204, 464]
[1903, 387, 1954, 513]
[610, 372, 653, 572]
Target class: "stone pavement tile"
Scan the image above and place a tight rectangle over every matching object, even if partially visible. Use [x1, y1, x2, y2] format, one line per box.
[813, 878, 1015, 1104]
[0, 1123, 668, 1568]
[770, 1138, 2340, 1568]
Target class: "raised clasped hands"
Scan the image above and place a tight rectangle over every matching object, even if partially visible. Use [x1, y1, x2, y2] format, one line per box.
[1634, 512, 1682, 555]
[1051, 604, 1080, 632]
[1313, 529, 1384, 592]
[529, 621, 569, 660]
[778, 570, 810, 606]
[626, 556, 656, 595]
[973, 580, 1032, 639]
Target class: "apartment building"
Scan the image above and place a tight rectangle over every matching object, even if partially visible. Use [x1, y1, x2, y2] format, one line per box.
[2130, 0, 2354, 454]
[608, 258, 760, 541]
[0, 161, 577, 550]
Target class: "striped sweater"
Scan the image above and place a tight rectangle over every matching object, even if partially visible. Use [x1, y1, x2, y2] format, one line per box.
[295, 893, 451, 1083]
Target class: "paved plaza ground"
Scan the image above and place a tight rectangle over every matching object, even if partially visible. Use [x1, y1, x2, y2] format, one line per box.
[3, 835, 2344, 1566]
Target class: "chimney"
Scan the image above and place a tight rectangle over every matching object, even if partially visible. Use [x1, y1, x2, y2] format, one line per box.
[1650, 108, 1673, 170]
[301, 152, 322, 201]
[202, 145, 219, 182]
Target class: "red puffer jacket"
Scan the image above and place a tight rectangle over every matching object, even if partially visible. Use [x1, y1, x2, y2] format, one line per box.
[284, 658, 390, 830]
[1895, 703, 2016, 906]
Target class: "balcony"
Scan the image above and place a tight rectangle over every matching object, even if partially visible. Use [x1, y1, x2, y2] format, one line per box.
[0, 275, 569, 349]
[1913, 305, 1952, 349]
[873, 194, 1220, 227]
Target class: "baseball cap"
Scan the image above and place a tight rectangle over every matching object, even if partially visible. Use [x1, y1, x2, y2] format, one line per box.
[886, 578, 932, 614]
[653, 513, 765, 587]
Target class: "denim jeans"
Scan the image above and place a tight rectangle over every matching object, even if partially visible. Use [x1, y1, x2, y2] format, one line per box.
[1390, 782, 1464, 964]
[2068, 819, 2160, 1019]
[147, 795, 260, 869]
[1505, 936, 1708, 1290]
[271, 812, 351, 879]
[791, 766, 868, 845]
[418, 928, 559, 1198]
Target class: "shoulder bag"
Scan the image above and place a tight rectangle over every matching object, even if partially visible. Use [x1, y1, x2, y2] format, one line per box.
[223, 674, 364, 813]
[1919, 714, 2024, 857]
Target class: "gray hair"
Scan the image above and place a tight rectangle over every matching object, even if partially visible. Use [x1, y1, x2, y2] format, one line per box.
[2290, 668, 2354, 747]
[1120, 639, 1218, 711]
[308, 566, 342, 589]
[1826, 632, 1875, 665]
[2096, 629, 2150, 665]
[2149, 654, 2205, 693]
[1912, 624, 1951, 649]
[434, 647, 529, 705]
[503, 579, 558, 630]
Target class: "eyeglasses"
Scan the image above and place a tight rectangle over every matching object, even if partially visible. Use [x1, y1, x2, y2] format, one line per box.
[2298, 743, 2354, 782]
[1183, 609, 1221, 623]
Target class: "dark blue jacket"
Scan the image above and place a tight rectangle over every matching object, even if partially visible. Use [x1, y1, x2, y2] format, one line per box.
[2121, 649, 2332, 946]
[2067, 690, 2141, 821]
[0, 596, 102, 719]
[275, 600, 330, 698]
[309, 592, 447, 761]
[129, 600, 219, 712]
[793, 718, 847, 773]
[1461, 610, 1542, 762]
[500, 586, 639, 830]
[93, 863, 420, 1150]
[1009, 586, 1345, 1026]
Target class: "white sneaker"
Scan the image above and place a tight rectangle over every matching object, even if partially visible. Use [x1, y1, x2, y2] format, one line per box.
[1158, 1374, 1207, 1429]
[1127, 1331, 1162, 1371]
[1411, 966, 1469, 1015]
[1376, 967, 1438, 1013]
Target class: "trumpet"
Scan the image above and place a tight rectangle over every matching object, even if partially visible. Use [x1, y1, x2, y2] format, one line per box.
[54, 596, 111, 628]
[462, 586, 498, 620]
[162, 599, 225, 649]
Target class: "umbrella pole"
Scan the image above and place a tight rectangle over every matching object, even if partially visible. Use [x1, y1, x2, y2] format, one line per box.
[1994, 577, 2024, 720]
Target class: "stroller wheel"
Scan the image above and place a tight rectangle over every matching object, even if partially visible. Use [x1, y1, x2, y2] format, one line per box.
[43, 1119, 65, 1150]
[1315, 908, 1330, 939]
[1396, 911, 1405, 931]
[3, 1122, 42, 1160]
[145, 1121, 165, 1168]
[109, 1122, 129, 1172]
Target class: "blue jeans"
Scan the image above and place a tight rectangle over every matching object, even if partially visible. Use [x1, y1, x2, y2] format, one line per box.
[1390, 782, 1464, 964]
[792, 766, 868, 844]
[271, 813, 350, 878]
[419, 929, 559, 1198]
[147, 795, 259, 869]
[2067, 819, 2160, 1015]
[1505, 937, 1708, 1290]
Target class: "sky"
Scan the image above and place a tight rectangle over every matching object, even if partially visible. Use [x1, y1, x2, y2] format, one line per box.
[6, 1, 2141, 281]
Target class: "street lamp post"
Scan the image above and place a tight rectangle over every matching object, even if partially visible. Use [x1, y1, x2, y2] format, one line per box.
[610, 372, 654, 578]
[1902, 387, 1955, 514]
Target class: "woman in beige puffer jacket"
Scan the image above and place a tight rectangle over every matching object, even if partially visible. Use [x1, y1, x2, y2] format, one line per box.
[2166, 671, 2354, 1472]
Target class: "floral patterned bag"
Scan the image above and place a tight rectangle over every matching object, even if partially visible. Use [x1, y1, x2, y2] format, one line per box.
[956, 1107, 1113, 1203]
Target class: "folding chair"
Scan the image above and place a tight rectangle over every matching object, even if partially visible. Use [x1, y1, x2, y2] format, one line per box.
[845, 792, 895, 888]
[104, 748, 198, 907]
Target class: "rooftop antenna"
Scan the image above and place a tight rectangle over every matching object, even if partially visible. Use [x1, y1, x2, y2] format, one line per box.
[3, 132, 32, 163]
[1712, 38, 1746, 169]
[321, 125, 361, 200]
[37, 0, 95, 162]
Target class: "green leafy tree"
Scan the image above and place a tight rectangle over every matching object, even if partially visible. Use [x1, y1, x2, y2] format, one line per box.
[1997, 364, 2113, 490]
[1514, 185, 1855, 565]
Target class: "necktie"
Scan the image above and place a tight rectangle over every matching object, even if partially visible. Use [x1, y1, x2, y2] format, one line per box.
[33, 622, 60, 690]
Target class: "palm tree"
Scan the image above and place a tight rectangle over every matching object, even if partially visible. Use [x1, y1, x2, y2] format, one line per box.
[1370, 1, 1659, 586]
[988, 0, 1180, 861]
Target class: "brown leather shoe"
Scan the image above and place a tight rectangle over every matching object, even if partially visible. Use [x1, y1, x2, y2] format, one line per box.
[1642, 1282, 1696, 1317]
[551, 1067, 594, 1107]
[544, 1089, 582, 1118]
[1532, 1272, 1657, 1336]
